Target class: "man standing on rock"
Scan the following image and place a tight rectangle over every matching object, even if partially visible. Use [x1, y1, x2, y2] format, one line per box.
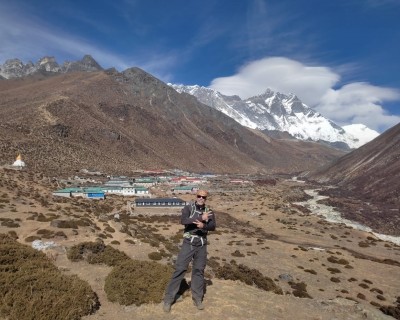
[163, 189, 216, 312]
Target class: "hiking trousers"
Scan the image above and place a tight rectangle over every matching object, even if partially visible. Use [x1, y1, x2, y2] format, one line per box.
[164, 240, 207, 303]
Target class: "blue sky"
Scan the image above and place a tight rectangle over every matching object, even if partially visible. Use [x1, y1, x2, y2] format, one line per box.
[1, 0, 399, 132]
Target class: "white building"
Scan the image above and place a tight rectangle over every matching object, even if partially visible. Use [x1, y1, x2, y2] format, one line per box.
[12, 154, 26, 168]
[101, 186, 150, 197]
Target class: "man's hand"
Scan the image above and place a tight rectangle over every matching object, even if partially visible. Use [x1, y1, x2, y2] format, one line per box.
[201, 211, 213, 221]
[194, 220, 205, 229]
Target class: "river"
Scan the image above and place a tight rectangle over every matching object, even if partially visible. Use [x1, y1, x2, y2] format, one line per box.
[294, 189, 400, 246]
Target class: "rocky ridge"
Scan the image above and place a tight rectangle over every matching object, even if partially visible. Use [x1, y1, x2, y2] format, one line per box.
[0, 63, 344, 176]
[0, 55, 102, 79]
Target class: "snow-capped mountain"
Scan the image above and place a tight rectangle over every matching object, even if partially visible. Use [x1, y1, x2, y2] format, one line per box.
[0, 55, 102, 79]
[0, 55, 379, 149]
[170, 84, 379, 149]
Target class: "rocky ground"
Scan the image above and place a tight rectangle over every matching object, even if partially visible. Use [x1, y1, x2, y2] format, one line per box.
[0, 167, 399, 320]
[316, 187, 400, 237]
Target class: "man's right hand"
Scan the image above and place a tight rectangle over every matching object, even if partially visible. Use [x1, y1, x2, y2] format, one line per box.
[201, 211, 213, 221]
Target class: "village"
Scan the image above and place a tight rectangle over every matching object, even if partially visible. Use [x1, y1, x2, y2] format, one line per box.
[6, 154, 258, 209]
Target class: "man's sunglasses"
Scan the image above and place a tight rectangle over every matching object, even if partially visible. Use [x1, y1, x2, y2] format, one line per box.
[197, 195, 207, 199]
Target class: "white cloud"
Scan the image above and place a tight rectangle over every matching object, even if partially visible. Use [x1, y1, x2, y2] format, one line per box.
[210, 57, 339, 106]
[317, 83, 400, 131]
[209, 57, 400, 132]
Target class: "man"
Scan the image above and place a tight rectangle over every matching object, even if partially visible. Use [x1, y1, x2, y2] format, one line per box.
[163, 189, 216, 312]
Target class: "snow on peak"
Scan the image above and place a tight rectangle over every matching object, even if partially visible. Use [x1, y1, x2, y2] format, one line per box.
[169, 84, 379, 149]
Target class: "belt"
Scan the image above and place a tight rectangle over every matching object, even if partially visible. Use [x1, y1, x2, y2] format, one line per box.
[183, 232, 205, 247]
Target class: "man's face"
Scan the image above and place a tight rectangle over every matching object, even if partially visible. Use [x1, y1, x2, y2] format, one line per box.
[196, 195, 207, 205]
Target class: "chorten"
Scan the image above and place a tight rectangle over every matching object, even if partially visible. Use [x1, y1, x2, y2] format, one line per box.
[12, 154, 26, 168]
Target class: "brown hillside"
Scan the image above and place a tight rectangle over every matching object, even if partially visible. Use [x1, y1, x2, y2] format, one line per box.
[310, 123, 400, 235]
[0, 70, 344, 176]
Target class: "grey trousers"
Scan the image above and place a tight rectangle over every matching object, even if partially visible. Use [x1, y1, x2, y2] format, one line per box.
[164, 240, 207, 303]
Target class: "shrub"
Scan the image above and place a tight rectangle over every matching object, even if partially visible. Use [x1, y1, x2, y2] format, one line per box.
[0, 219, 19, 228]
[327, 267, 341, 274]
[358, 241, 370, 248]
[357, 293, 366, 300]
[104, 226, 115, 233]
[380, 296, 400, 318]
[370, 288, 384, 294]
[327, 256, 349, 265]
[24, 236, 41, 242]
[67, 241, 130, 266]
[50, 218, 91, 228]
[7, 231, 18, 240]
[148, 252, 163, 261]
[215, 262, 283, 295]
[231, 250, 245, 257]
[104, 260, 173, 306]
[304, 269, 317, 275]
[0, 234, 99, 320]
[289, 281, 312, 298]
[36, 229, 54, 238]
[67, 241, 106, 262]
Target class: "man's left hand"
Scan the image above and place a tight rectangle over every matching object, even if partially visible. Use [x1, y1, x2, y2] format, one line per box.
[194, 220, 204, 229]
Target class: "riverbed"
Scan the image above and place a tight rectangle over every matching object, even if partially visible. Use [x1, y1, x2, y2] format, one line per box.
[294, 189, 400, 245]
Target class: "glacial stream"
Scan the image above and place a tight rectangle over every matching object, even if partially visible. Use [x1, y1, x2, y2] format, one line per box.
[294, 189, 400, 246]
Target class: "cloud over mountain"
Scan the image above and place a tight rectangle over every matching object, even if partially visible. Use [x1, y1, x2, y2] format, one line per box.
[171, 83, 379, 149]
[209, 57, 400, 132]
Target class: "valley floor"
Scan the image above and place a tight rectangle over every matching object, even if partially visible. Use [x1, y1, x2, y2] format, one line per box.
[0, 169, 399, 320]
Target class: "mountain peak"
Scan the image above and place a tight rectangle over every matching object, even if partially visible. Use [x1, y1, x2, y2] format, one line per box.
[0, 70, 344, 175]
[170, 84, 378, 149]
[0, 55, 103, 79]
[38, 56, 57, 65]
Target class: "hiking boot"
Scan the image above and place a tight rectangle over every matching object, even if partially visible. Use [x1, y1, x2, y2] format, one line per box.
[163, 302, 172, 313]
[193, 300, 205, 310]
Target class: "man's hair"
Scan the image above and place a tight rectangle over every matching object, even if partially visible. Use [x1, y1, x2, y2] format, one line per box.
[196, 189, 208, 197]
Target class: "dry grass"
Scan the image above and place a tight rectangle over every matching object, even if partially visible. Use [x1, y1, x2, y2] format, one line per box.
[1, 169, 399, 319]
[0, 234, 99, 320]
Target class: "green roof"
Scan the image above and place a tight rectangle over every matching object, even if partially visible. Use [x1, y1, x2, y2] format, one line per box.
[134, 186, 148, 191]
[135, 178, 155, 183]
[173, 186, 195, 190]
[54, 187, 104, 193]
[83, 187, 104, 193]
[53, 188, 79, 193]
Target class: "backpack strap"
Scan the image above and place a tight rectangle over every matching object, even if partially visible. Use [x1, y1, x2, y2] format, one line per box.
[189, 201, 196, 218]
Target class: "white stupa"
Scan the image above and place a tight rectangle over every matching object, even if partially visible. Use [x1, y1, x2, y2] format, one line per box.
[12, 154, 26, 168]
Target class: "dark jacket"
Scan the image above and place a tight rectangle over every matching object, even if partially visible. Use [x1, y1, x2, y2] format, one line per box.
[181, 201, 216, 240]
